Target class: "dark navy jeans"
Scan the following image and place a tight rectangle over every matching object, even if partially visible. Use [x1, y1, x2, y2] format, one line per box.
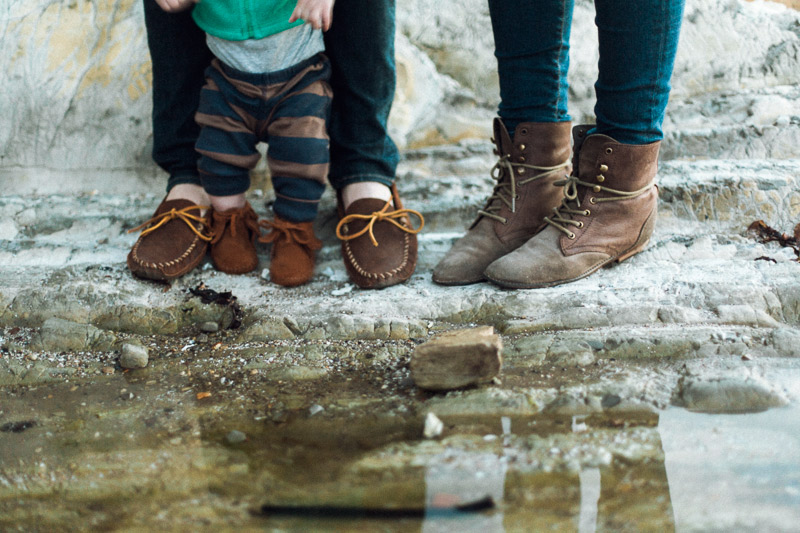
[143, 0, 398, 193]
[488, 0, 685, 144]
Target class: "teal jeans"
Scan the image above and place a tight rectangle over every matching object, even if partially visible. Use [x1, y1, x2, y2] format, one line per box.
[489, 0, 685, 144]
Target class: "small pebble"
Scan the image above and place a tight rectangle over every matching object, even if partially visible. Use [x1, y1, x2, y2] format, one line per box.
[423, 412, 444, 439]
[226, 430, 247, 444]
[309, 404, 325, 417]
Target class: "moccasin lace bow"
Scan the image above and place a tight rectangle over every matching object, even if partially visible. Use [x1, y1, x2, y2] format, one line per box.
[259, 219, 322, 250]
[128, 205, 212, 242]
[544, 174, 654, 239]
[478, 155, 571, 223]
[335, 201, 425, 247]
[210, 207, 260, 244]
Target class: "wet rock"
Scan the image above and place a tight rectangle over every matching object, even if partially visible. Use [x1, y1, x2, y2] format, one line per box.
[427, 388, 544, 417]
[238, 319, 295, 342]
[33, 317, 116, 352]
[545, 395, 603, 416]
[200, 321, 219, 333]
[271, 366, 327, 382]
[674, 371, 788, 413]
[410, 326, 502, 390]
[549, 340, 596, 367]
[120, 343, 149, 369]
[505, 336, 549, 367]
[225, 430, 247, 444]
[423, 412, 444, 439]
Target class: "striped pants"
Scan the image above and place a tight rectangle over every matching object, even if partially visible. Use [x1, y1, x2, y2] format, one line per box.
[195, 53, 332, 222]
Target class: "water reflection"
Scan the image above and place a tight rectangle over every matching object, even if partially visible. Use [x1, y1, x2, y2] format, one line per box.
[660, 406, 800, 531]
[417, 406, 800, 531]
[2, 375, 799, 531]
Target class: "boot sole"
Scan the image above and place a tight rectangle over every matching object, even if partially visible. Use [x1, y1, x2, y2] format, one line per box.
[431, 274, 486, 286]
[485, 240, 650, 290]
[487, 209, 657, 290]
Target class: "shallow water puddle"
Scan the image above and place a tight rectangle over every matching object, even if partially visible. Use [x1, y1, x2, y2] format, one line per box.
[1, 370, 799, 531]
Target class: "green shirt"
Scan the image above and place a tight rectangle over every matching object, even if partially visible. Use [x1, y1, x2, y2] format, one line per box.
[192, 0, 302, 41]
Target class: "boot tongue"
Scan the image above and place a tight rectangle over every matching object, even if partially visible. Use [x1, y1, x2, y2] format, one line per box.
[492, 117, 513, 156]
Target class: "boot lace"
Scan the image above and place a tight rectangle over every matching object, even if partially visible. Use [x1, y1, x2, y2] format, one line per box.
[210, 207, 260, 244]
[336, 201, 424, 247]
[478, 155, 571, 224]
[544, 174, 653, 239]
[259, 218, 322, 250]
[128, 205, 212, 242]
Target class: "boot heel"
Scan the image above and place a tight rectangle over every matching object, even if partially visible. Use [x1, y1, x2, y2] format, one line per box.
[617, 240, 650, 263]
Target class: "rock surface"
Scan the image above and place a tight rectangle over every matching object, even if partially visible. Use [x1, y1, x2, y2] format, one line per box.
[411, 326, 503, 390]
[120, 342, 149, 369]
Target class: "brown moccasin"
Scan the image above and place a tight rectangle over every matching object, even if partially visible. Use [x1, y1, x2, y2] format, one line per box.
[259, 217, 322, 287]
[127, 198, 212, 281]
[335, 185, 424, 290]
[208, 202, 261, 274]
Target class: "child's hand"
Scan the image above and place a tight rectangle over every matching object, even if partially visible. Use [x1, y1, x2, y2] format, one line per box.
[154, 0, 197, 13]
[289, 0, 335, 31]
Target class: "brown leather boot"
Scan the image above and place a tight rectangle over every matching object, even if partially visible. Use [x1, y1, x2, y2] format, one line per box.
[208, 202, 261, 274]
[484, 125, 660, 289]
[259, 216, 322, 287]
[432, 118, 572, 285]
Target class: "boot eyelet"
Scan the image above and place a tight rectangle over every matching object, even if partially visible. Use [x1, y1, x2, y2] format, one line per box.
[520, 128, 528, 135]
[568, 232, 576, 239]
[605, 148, 613, 154]
[519, 144, 526, 150]
[584, 210, 591, 216]
[514, 194, 520, 200]
[517, 168, 525, 175]
[589, 197, 597, 204]
[577, 222, 584, 228]
[593, 185, 601, 192]
[519, 156, 526, 162]
[599, 164, 609, 172]
[596, 174, 605, 183]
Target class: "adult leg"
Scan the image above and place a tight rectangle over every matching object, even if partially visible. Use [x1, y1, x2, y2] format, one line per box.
[485, 0, 685, 289]
[593, 0, 685, 144]
[142, 0, 213, 194]
[128, 2, 214, 281]
[432, 0, 574, 285]
[324, 0, 397, 193]
[324, 0, 423, 289]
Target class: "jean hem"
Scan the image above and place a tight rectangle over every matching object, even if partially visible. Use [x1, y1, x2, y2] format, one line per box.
[330, 174, 395, 190]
